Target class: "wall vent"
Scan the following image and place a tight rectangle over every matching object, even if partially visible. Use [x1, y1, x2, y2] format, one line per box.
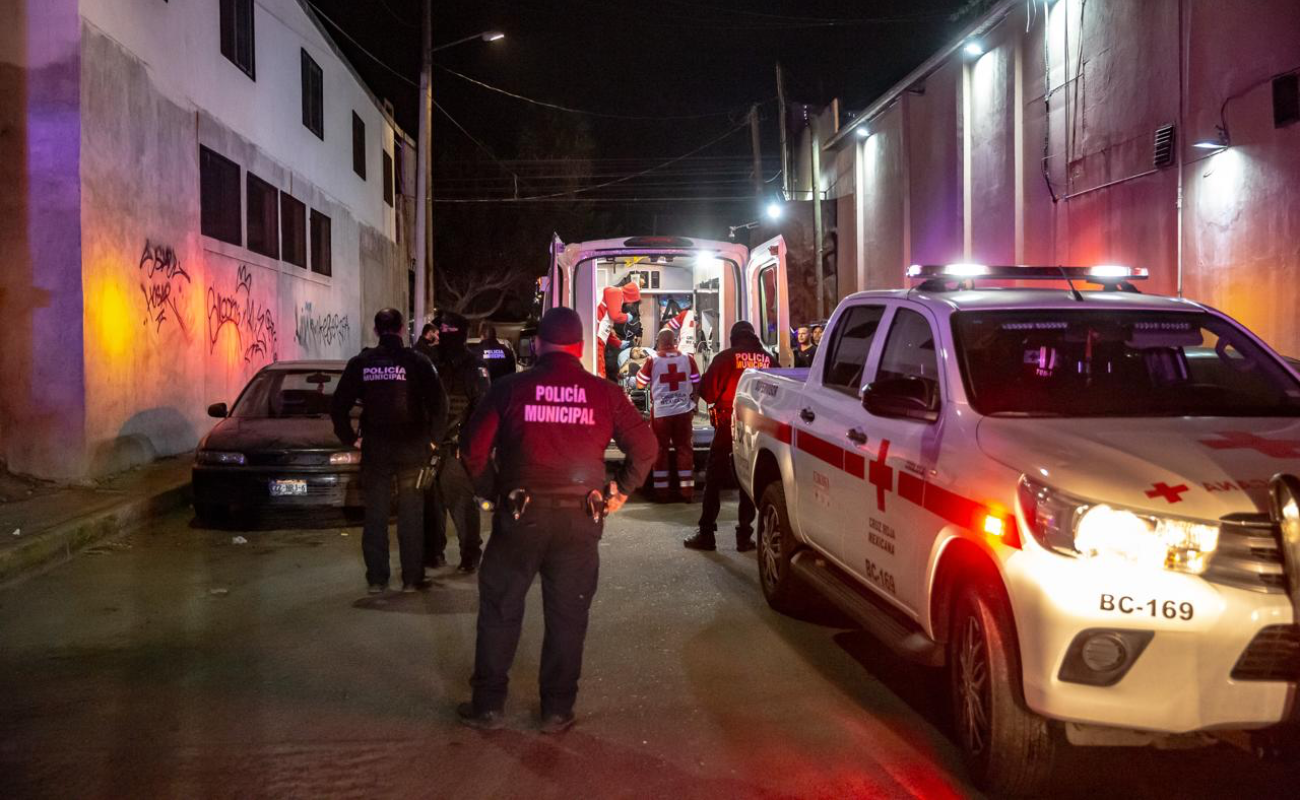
[1274, 73, 1299, 128]
[1153, 124, 1176, 168]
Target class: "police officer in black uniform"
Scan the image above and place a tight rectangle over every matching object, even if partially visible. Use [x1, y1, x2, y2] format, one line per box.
[476, 325, 517, 383]
[331, 308, 448, 593]
[426, 311, 491, 573]
[456, 307, 657, 733]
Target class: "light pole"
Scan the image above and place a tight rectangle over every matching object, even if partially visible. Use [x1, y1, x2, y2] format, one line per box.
[412, 18, 505, 337]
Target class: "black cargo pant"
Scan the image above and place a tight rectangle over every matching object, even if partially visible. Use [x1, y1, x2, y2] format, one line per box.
[470, 502, 601, 717]
[360, 441, 425, 587]
[697, 421, 755, 538]
[424, 455, 483, 563]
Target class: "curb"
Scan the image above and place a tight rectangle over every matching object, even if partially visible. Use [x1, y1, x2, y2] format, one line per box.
[0, 482, 192, 586]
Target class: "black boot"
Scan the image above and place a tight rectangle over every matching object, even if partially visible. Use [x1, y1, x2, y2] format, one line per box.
[735, 531, 756, 552]
[683, 530, 716, 551]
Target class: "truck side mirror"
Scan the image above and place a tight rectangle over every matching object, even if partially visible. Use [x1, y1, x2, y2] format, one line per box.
[207, 403, 229, 418]
[862, 379, 939, 423]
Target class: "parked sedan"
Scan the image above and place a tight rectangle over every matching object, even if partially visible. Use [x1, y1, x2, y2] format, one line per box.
[192, 360, 361, 522]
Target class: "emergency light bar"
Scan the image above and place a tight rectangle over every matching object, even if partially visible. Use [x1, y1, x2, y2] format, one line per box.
[907, 264, 1148, 281]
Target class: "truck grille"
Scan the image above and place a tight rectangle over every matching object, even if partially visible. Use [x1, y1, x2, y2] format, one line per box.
[1205, 513, 1287, 594]
[1232, 625, 1300, 681]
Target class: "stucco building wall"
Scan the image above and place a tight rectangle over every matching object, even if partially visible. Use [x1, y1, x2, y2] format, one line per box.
[828, 0, 1300, 356]
[1, 0, 408, 480]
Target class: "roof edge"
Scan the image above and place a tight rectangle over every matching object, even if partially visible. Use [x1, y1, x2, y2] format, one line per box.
[825, 0, 1018, 151]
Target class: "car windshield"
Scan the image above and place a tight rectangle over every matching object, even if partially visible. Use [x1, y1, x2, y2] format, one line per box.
[231, 370, 342, 418]
[952, 309, 1300, 417]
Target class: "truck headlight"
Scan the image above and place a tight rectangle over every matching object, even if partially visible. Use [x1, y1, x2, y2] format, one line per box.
[196, 450, 246, 466]
[1018, 477, 1218, 574]
[329, 451, 361, 465]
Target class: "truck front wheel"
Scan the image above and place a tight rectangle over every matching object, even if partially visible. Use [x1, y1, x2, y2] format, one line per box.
[757, 482, 805, 614]
[949, 583, 1057, 796]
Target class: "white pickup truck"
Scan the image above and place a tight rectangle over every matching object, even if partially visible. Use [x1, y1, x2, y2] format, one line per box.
[732, 265, 1300, 795]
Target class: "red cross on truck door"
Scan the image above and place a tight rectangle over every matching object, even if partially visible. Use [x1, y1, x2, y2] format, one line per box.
[842, 306, 941, 616]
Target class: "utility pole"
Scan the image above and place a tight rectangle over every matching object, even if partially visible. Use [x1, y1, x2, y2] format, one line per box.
[775, 62, 790, 197]
[412, 0, 432, 338]
[810, 113, 825, 319]
[749, 104, 764, 199]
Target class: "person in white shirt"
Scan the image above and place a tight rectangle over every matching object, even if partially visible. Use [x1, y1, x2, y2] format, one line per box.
[635, 329, 701, 502]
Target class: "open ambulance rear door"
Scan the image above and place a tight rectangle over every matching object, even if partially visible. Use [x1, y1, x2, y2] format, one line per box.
[541, 233, 566, 312]
[744, 235, 791, 367]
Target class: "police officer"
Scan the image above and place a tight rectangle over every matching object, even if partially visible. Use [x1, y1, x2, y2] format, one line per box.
[476, 325, 518, 383]
[457, 307, 656, 733]
[684, 320, 772, 552]
[331, 308, 448, 593]
[414, 322, 438, 361]
[426, 311, 491, 573]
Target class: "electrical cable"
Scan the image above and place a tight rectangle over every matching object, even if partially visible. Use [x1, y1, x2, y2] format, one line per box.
[305, 1, 419, 87]
[433, 121, 750, 202]
[376, 0, 416, 28]
[433, 62, 767, 120]
[651, 0, 956, 27]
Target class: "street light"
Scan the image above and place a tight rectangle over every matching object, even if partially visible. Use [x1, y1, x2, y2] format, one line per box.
[766, 201, 783, 220]
[431, 30, 506, 53]
[415, 25, 505, 338]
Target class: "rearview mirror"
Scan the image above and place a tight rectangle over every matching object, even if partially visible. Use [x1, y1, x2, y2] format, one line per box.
[207, 403, 229, 418]
[862, 379, 938, 423]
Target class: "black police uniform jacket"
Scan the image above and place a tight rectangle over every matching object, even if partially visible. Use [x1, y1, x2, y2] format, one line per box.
[475, 338, 518, 383]
[330, 334, 449, 465]
[432, 343, 492, 448]
[460, 351, 657, 499]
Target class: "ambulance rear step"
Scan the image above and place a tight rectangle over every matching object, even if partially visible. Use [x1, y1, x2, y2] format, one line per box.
[791, 551, 945, 667]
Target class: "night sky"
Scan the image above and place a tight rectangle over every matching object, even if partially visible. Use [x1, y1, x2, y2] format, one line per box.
[307, 0, 980, 313]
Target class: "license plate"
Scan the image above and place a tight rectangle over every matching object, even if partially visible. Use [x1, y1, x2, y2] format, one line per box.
[269, 479, 308, 497]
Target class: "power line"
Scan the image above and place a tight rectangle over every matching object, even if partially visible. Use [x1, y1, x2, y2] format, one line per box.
[432, 195, 758, 204]
[431, 97, 524, 189]
[652, 0, 958, 26]
[305, 1, 419, 87]
[376, 0, 416, 28]
[434, 62, 767, 120]
[433, 121, 750, 202]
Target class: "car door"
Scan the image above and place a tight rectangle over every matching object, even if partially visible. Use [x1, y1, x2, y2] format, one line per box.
[744, 236, 790, 366]
[791, 303, 888, 565]
[844, 304, 945, 617]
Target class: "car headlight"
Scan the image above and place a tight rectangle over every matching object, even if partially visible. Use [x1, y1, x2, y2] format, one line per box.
[1017, 477, 1218, 574]
[329, 451, 361, 465]
[196, 450, 246, 466]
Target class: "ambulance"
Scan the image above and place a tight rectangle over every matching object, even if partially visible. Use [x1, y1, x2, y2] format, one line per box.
[541, 234, 790, 455]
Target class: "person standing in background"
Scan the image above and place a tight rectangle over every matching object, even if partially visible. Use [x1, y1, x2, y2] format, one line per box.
[636, 329, 700, 502]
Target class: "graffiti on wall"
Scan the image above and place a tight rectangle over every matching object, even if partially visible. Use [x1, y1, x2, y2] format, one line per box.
[294, 302, 351, 353]
[138, 240, 192, 335]
[206, 264, 279, 364]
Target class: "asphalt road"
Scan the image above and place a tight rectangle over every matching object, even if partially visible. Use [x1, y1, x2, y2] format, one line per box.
[2, 494, 1296, 799]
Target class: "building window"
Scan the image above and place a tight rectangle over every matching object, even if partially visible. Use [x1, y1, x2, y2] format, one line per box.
[280, 193, 307, 268]
[219, 0, 255, 79]
[383, 150, 394, 206]
[352, 112, 366, 179]
[301, 50, 323, 139]
[311, 210, 332, 277]
[199, 145, 241, 245]
[246, 172, 279, 259]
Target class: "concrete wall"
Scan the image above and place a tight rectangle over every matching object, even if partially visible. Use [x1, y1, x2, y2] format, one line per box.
[0, 0, 88, 479]
[2, 0, 407, 479]
[827, 0, 1300, 356]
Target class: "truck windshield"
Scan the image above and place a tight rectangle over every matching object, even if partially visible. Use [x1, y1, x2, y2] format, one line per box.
[952, 310, 1300, 417]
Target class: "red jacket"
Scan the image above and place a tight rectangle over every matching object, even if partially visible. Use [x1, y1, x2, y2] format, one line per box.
[698, 334, 771, 419]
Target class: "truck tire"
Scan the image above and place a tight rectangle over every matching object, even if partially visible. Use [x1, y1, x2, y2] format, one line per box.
[757, 482, 805, 614]
[949, 582, 1057, 796]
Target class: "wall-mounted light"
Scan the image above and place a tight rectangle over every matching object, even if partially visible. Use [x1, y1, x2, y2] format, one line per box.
[963, 41, 984, 57]
[765, 201, 783, 220]
[855, 126, 871, 139]
[1193, 126, 1230, 150]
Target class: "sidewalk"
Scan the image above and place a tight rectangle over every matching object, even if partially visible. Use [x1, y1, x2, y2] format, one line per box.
[0, 456, 192, 585]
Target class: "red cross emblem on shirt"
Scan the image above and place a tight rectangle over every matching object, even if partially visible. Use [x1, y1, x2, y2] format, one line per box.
[1145, 481, 1189, 504]
[1199, 431, 1300, 459]
[868, 440, 893, 512]
[659, 362, 687, 391]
